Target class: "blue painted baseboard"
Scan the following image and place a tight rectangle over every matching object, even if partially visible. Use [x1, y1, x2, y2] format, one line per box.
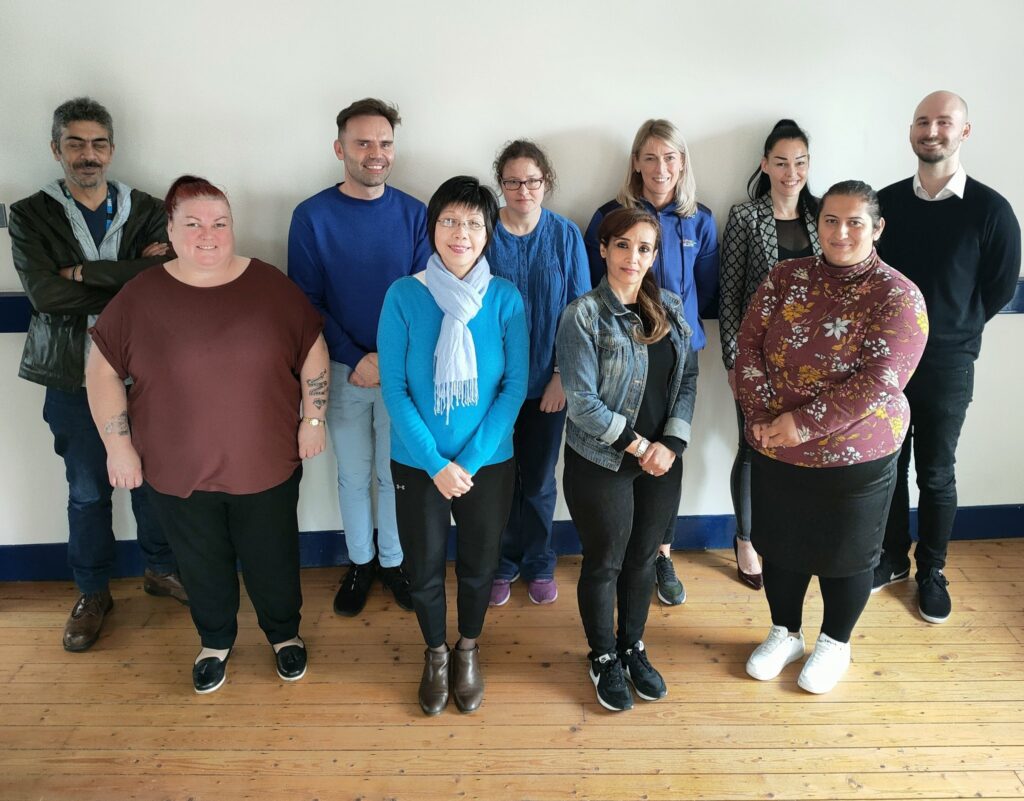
[1, 504, 1020, 582]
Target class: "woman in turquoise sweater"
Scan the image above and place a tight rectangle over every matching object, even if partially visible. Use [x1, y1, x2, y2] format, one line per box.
[378, 176, 529, 716]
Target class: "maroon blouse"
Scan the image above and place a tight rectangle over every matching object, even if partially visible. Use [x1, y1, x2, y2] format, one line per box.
[91, 259, 323, 497]
[736, 251, 928, 468]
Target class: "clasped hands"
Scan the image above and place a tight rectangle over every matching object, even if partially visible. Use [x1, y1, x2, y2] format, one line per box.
[751, 411, 802, 449]
[627, 437, 675, 477]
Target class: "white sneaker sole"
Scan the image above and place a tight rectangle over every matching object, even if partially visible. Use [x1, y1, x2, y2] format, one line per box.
[278, 665, 307, 682]
[194, 671, 227, 695]
[656, 587, 686, 605]
[919, 606, 950, 625]
[745, 647, 804, 681]
[797, 662, 849, 694]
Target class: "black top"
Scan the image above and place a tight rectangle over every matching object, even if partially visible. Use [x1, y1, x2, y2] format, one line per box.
[775, 217, 813, 261]
[611, 304, 685, 465]
[877, 176, 1020, 368]
[75, 194, 117, 249]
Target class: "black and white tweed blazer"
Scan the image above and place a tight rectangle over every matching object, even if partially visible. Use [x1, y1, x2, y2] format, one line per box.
[717, 194, 821, 369]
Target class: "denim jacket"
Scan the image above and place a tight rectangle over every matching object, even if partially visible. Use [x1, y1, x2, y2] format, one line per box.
[556, 277, 697, 471]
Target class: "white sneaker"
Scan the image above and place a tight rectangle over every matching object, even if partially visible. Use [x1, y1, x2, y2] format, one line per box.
[745, 624, 805, 680]
[797, 633, 851, 694]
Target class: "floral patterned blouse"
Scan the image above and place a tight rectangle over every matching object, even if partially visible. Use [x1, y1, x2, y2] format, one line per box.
[736, 250, 928, 467]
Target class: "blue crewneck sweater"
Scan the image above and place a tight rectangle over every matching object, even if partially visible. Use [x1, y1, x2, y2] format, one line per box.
[485, 208, 591, 398]
[584, 198, 719, 351]
[378, 273, 529, 477]
[287, 184, 430, 368]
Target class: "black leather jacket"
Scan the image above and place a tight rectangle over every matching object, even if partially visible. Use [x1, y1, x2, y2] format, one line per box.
[10, 186, 169, 390]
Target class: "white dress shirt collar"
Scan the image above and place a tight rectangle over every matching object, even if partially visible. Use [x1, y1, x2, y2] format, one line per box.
[913, 165, 967, 201]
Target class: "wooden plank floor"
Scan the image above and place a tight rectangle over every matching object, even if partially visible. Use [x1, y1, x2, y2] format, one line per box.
[1, 538, 1022, 801]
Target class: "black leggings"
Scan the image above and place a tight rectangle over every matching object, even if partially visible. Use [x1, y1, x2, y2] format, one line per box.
[762, 559, 873, 643]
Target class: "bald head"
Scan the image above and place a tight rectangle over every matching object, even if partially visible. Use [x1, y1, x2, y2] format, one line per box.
[910, 91, 971, 166]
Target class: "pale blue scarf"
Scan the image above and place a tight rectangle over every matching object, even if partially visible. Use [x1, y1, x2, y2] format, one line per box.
[425, 252, 492, 421]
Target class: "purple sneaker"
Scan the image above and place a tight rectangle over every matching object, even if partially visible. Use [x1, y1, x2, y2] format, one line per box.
[527, 578, 558, 605]
[489, 573, 518, 607]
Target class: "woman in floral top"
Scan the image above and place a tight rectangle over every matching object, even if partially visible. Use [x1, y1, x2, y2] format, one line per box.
[736, 180, 927, 694]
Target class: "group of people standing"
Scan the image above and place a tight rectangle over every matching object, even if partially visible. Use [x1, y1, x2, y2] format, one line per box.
[10, 90, 1019, 711]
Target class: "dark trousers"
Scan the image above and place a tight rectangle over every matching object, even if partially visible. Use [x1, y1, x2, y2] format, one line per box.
[564, 446, 682, 657]
[660, 348, 698, 548]
[43, 387, 176, 593]
[883, 363, 974, 573]
[148, 469, 303, 650]
[730, 402, 753, 541]
[392, 459, 515, 649]
[496, 399, 566, 581]
[763, 560, 874, 643]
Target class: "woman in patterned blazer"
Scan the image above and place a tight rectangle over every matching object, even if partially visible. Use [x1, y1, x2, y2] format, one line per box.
[718, 119, 821, 591]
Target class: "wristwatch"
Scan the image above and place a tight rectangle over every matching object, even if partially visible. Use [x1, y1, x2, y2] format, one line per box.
[634, 436, 651, 458]
[301, 417, 326, 427]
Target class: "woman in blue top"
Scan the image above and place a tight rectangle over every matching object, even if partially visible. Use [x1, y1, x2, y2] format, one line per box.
[558, 207, 697, 711]
[378, 176, 529, 716]
[584, 119, 718, 606]
[719, 119, 821, 591]
[485, 140, 590, 608]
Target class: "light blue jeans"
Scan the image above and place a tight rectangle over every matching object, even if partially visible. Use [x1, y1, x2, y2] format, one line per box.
[327, 361, 401, 568]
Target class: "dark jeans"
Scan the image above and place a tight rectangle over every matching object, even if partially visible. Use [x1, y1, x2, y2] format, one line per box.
[392, 459, 515, 649]
[564, 446, 682, 657]
[730, 402, 753, 542]
[883, 363, 974, 573]
[762, 560, 874, 643]
[43, 387, 176, 594]
[496, 399, 566, 581]
[148, 469, 303, 650]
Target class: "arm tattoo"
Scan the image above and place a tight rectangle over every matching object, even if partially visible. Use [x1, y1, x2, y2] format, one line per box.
[306, 369, 328, 410]
[103, 411, 130, 436]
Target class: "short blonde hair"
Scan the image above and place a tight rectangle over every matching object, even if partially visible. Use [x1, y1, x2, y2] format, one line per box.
[617, 119, 697, 218]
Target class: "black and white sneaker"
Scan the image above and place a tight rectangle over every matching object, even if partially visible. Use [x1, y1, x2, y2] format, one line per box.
[871, 551, 911, 594]
[589, 652, 633, 712]
[918, 568, 951, 624]
[620, 640, 667, 700]
[655, 553, 686, 605]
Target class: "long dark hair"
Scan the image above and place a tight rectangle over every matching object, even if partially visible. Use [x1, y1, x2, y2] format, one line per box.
[597, 208, 670, 345]
[746, 119, 818, 217]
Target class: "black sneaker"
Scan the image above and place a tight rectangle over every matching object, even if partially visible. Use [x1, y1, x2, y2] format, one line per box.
[871, 550, 911, 593]
[333, 561, 376, 616]
[379, 565, 414, 611]
[275, 641, 307, 681]
[917, 568, 951, 624]
[619, 640, 667, 701]
[589, 652, 633, 712]
[655, 554, 685, 605]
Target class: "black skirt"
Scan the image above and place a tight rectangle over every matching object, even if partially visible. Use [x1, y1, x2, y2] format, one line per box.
[750, 450, 898, 577]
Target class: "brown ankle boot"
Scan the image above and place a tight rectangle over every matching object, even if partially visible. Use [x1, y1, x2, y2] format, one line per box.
[452, 644, 484, 713]
[418, 647, 450, 716]
[62, 589, 113, 652]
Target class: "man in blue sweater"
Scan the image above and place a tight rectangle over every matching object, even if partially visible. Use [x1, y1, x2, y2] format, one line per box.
[872, 91, 1021, 624]
[288, 98, 430, 616]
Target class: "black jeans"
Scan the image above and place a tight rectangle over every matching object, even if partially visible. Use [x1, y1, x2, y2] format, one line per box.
[564, 446, 682, 657]
[148, 469, 303, 650]
[392, 459, 515, 649]
[497, 399, 566, 581]
[730, 401, 753, 542]
[762, 560, 874, 644]
[883, 363, 974, 573]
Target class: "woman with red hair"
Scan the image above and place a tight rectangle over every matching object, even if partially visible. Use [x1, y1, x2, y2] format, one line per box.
[85, 176, 330, 694]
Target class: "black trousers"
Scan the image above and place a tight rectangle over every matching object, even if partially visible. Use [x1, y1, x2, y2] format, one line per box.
[148, 469, 303, 650]
[883, 363, 974, 573]
[762, 560, 874, 644]
[391, 459, 515, 649]
[730, 402, 753, 541]
[564, 446, 682, 657]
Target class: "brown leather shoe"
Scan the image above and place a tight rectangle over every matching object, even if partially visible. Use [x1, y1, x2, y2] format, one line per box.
[144, 569, 190, 606]
[62, 590, 113, 652]
[451, 644, 484, 713]
[419, 647, 450, 716]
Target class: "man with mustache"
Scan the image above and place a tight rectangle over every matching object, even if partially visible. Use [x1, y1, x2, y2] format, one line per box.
[288, 98, 429, 616]
[10, 97, 188, 652]
[872, 91, 1021, 623]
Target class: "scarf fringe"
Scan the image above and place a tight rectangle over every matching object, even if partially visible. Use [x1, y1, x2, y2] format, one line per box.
[434, 378, 479, 423]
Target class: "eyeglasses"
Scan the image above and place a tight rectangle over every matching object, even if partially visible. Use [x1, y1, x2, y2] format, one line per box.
[500, 178, 544, 191]
[438, 217, 486, 232]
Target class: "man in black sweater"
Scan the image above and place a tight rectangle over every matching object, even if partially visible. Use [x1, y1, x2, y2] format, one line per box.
[872, 91, 1021, 624]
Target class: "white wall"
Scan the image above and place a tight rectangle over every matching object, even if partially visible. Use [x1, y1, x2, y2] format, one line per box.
[1, 0, 1021, 547]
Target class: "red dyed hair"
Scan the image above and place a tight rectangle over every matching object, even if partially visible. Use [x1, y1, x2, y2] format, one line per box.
[164, 175, 228, 218]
